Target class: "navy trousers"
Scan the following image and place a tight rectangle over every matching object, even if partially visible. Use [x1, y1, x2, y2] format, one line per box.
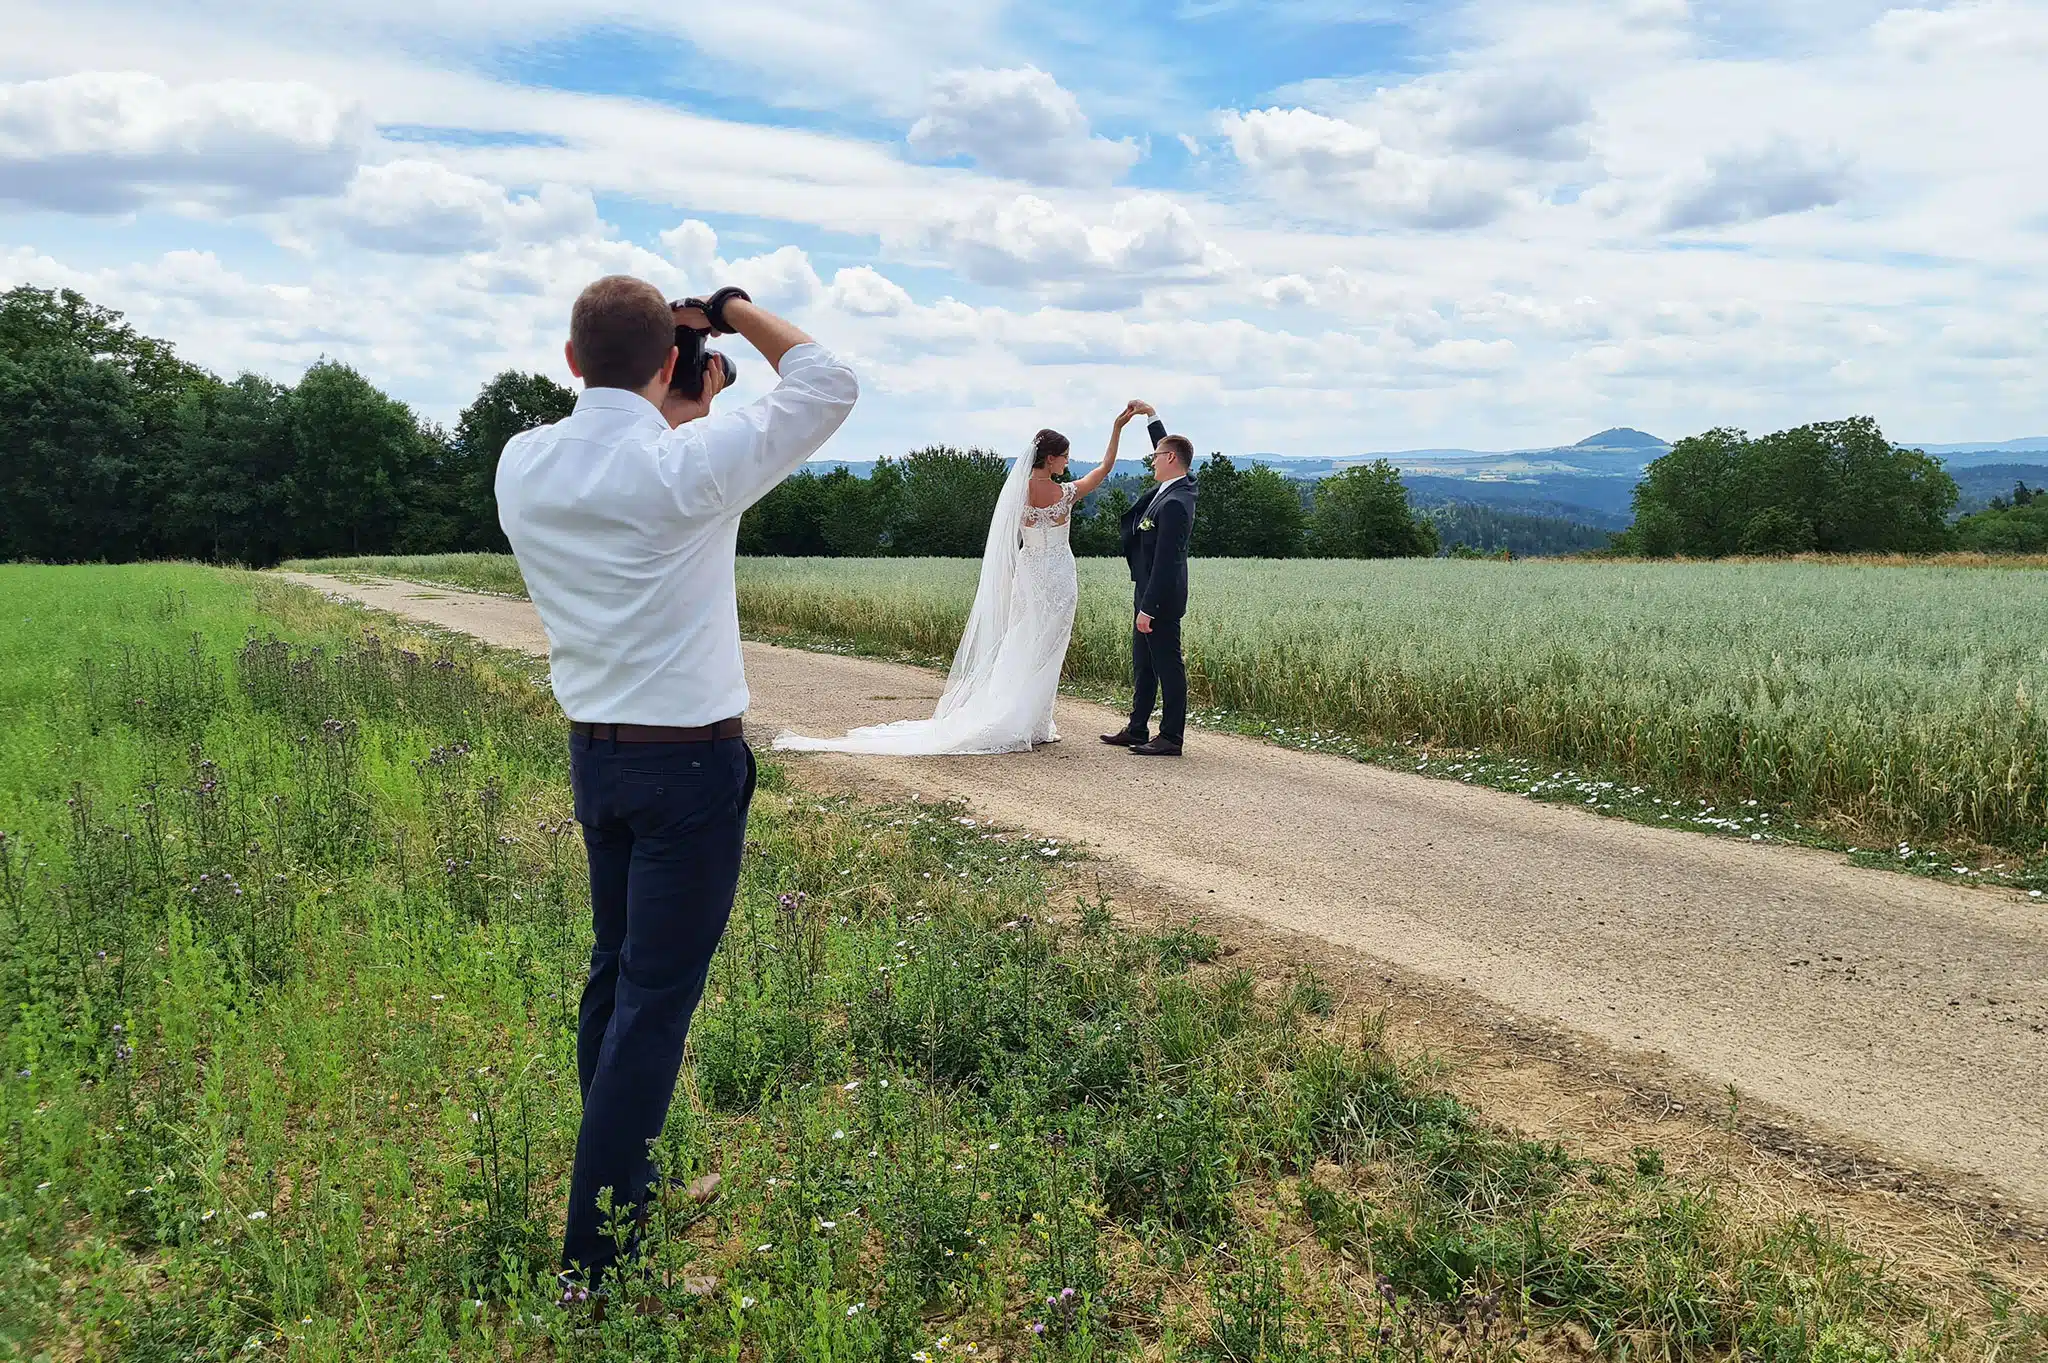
[1129, 605, 1187, 743]
[563, 732, 756, 1282]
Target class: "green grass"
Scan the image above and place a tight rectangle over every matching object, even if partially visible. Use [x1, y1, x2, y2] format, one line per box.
[8, 563, 2042, 1360]
[287, 552, 2048, 860]
[280, 553, 530, 597]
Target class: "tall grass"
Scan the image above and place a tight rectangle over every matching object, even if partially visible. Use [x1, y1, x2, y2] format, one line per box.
[730, 556, 2048, 852]
[8, 564, 2041, 1359]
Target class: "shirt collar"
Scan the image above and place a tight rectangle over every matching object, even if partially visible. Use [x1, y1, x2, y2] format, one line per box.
[572, 386, 667, 426]
[1154, 472, 1186, 494]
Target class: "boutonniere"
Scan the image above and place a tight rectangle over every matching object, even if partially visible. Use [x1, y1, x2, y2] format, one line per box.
[1139, 517, 1156, 531]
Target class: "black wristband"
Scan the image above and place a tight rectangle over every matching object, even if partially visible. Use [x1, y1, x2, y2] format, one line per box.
[705, 286, 751, 336]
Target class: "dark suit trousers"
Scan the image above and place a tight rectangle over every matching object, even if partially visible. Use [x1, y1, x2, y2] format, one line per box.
[1129, 602, 1187, 742]
[564, 732, 756, 1283]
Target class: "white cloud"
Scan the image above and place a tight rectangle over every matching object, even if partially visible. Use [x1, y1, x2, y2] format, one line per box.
[828, 265, 915, 317]
[327, 160, 599, 254]
[1219, 106, 1510, 228]
[1869, 0, 2048, 60]
[1660, 139, 1855, 231]
[0, 71, 365, 213]
[922, 192, 1235, 300]
[657, 218, 824, 310]
[907, 66, 1140, 186]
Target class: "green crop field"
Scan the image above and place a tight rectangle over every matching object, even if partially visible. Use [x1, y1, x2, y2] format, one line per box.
[9, 563, 2041, 1360]
[290, 552, 2048, 855]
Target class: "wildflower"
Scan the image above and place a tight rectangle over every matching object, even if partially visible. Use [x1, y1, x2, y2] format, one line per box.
[846, 1303, 863, 1316]
[247, 1211, 267, 1221]
[756, 1243, 773, 1253]
[842, 1080, 860, 1092]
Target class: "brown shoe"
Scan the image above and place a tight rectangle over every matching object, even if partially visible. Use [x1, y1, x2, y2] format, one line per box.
[1129, 737, 1183, 757]
[1101, 726, 1148, 746]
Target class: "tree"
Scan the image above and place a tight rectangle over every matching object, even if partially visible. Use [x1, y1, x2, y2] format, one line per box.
[1615, 418, 1957, 558]
[0, 343, 146, 561]
[452, 372, 574, 551]
[893, 446, 1009, 556]
[287, 360, 434, 557]
[1954, 494, 2048, 553]
[1190, 454, 1305, 558]
[157, 374, 298, 564]
[1306, 461, 1439, 558]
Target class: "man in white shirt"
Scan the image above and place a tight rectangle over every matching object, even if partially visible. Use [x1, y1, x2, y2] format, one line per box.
[496, 275, 856, 1289]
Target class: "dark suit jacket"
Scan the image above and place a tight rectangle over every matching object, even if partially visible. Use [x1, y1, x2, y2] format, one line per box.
[1120, 420, 1197, 620]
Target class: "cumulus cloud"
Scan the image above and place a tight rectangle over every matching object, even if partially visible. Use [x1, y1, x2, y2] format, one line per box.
[1219, 106, 1509, 228]
[328, 160, 598, 254]
[907, 66, 1140, 186]
[1660, 139, 1854, 230]
[657, 218, 848, 312]
[922, 192, 1234, 299]
[827, 265, 915, 317]
[0, 71, 364, 213]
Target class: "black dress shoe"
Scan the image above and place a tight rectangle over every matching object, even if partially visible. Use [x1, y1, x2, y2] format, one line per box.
[1101, 726, 1148, 746]
[1128, 736, 1183, 757]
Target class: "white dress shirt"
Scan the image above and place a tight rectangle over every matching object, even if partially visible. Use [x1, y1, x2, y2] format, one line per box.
[496, 342, 858, 725]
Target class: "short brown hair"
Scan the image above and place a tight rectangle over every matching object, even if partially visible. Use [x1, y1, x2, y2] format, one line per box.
[1156, 434, 1195, 468]
[569, 275, 674, 390]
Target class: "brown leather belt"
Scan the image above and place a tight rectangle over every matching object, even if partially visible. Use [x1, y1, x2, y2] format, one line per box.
[570, 718, 744, 743]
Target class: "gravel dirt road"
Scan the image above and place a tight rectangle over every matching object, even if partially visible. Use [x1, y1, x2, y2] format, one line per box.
[278, 573, 2048, 1211]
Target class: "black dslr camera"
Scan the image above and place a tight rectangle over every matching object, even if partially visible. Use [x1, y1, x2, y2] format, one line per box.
[671, 325, 736, 402]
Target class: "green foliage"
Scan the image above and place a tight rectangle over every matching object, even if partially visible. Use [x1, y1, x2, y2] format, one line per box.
[1190, 454, 1306, 558]
[894, 446, 1012, 556]
[1306, 461, 1441, 558]
[0, 285, 550, 567]
[1426, 502, 1614, 558]
[1953, 482, 2048, 552]
[1617, 418, 1958, 558]
[449, 370, 575, 552]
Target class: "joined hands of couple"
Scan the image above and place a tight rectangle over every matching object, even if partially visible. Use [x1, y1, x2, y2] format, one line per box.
[1113, 398, 1165, 633]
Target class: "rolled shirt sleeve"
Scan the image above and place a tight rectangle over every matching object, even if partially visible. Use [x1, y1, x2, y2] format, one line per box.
[657, 342, 859, 518]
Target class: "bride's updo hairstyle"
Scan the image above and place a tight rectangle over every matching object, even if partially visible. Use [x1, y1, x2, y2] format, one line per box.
[1031, 429, 1071, 468]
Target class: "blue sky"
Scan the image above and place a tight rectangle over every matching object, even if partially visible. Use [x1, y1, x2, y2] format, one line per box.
[3, 0, 2044, 459]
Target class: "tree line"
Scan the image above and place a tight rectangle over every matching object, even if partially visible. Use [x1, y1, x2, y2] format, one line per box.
[0, 286, 1438, 566]
[739, 449, 1438, 560]
[6, 285, 2029, 566]
[2, 285, 570, 565]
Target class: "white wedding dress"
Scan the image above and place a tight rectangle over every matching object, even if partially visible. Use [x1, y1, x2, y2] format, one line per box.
[774, 455, 1079, 756]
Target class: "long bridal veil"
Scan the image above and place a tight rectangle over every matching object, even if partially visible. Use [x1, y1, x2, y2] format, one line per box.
[774, 449, 1044, 756]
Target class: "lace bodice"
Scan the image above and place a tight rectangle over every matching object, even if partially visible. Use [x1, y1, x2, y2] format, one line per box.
[1021, 483, 1077, 550]
[1022, 482, 1078, 529]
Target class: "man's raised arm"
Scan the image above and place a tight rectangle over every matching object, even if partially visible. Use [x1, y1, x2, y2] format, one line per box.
[661, 296, 858, 517]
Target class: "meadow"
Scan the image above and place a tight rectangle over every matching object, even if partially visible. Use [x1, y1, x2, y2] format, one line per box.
[289, 552, 2048, 855]
[8, 563, 2044, 1360]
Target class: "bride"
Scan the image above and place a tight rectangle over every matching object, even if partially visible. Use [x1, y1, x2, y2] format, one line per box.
[775, 400, 1152, 755]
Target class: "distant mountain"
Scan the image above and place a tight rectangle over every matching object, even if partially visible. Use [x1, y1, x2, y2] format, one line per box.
[1572, 427, 1667, 451]
[1909, 437, 2048, 455]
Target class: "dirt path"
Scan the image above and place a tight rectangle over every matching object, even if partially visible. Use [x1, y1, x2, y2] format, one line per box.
[280, 573, 2048, 1212]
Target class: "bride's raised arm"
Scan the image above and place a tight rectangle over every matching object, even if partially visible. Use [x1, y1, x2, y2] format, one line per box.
[1071, 400, 1149, 499]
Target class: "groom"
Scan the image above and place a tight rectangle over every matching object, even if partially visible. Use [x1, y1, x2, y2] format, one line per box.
[1103, 405, 1197, 757]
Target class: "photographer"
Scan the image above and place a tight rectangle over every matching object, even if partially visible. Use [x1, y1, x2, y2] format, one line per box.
[495, 275, 857, 1293]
